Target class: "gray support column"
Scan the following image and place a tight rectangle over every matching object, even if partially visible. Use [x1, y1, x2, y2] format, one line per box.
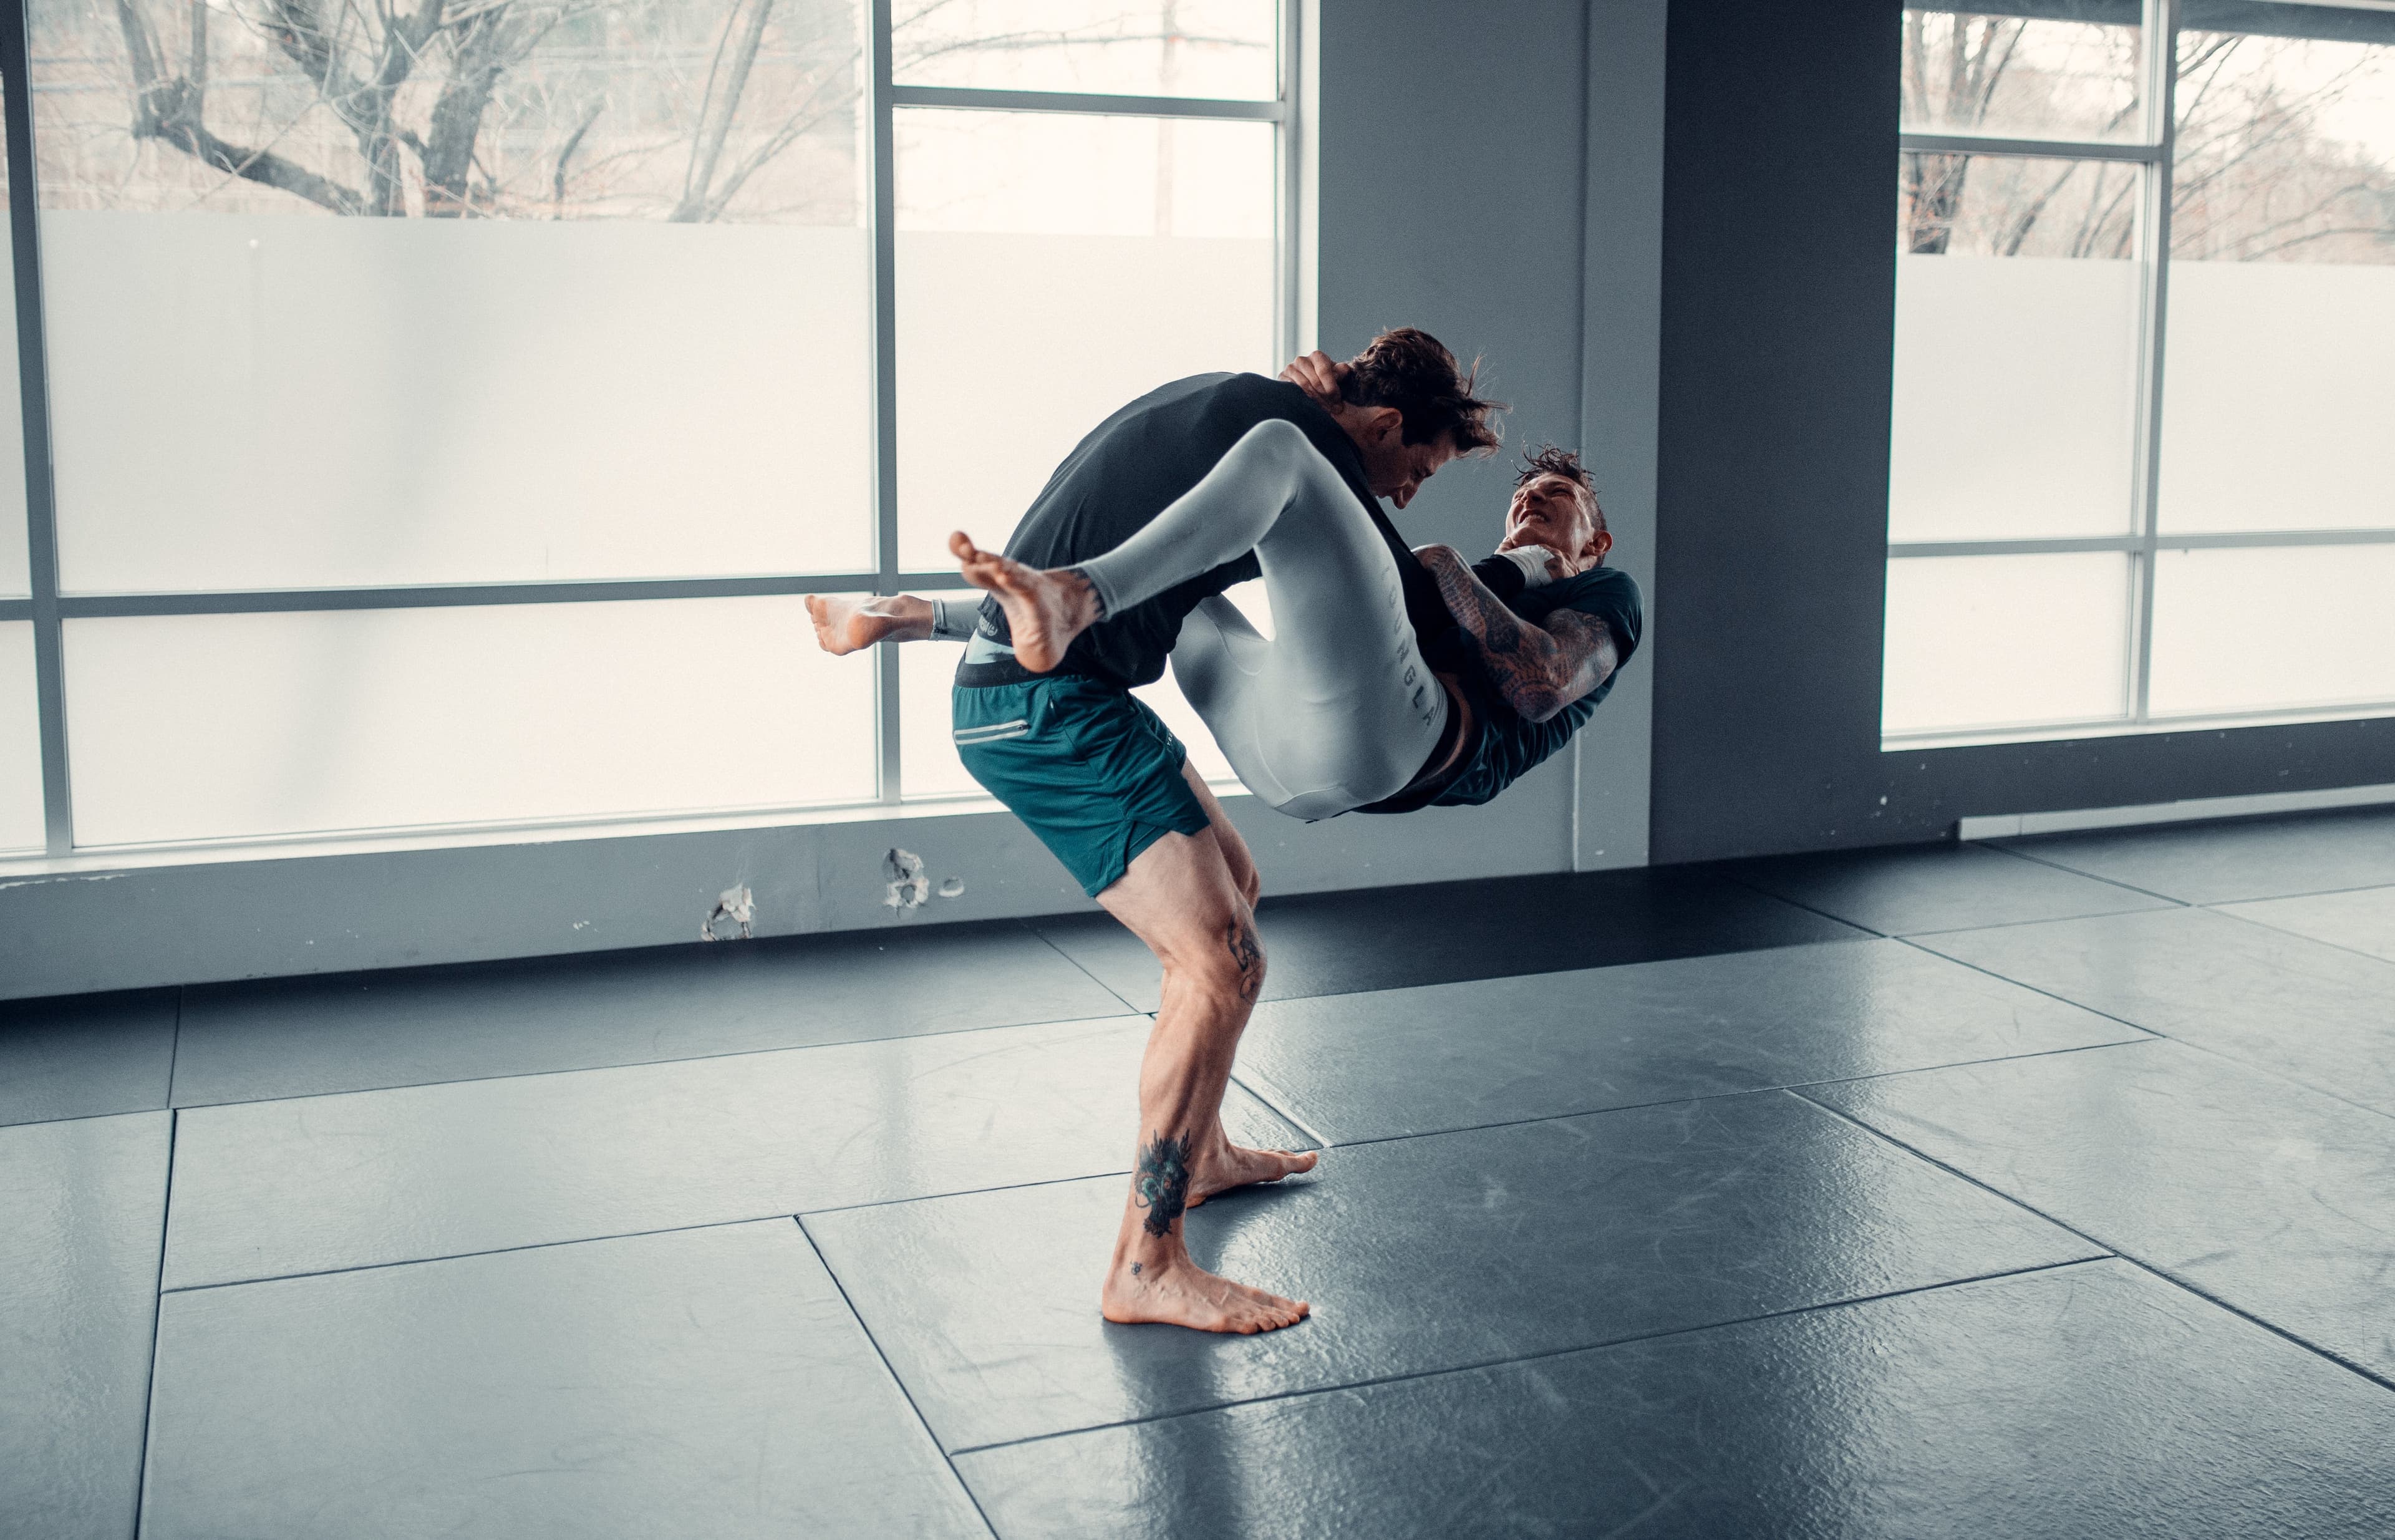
[1, 0, 70, 855]
[869, 0, 903, 803]
[1574, 0, 1667, 872]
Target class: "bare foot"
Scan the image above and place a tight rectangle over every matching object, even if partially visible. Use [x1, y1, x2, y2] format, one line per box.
[1188, 1136, 1318, 1208]
[1101, 1255, 1310, 1334]
[806, 593, 934, 656]
[949, 531, 1101, 673]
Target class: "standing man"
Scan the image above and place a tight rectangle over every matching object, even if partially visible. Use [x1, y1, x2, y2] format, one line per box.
[811, 329, 1501, 1333]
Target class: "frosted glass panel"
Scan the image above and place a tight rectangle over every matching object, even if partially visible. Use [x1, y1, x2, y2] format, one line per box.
[1882, 553, 2129, 735]
[1135, 675, 1234, 785]
[1890, 252, 2142, 541]
[1890, 154, 2144, 542]
[2149, 545, 2395, 717]
[1901, 8, 2146, 143]
[42, 217, 873, 592]
[895, 0, 1277, 99]
[901, 636, 980, 800]
[2159, 30, 2395, 533]
[2159, 264, 2395, 532]
[894, 109, 1275, 569]
[64, 598, 874, 846]
[0, 82, 22, 601]
[0, 624, 42, 851]
[29, 0, 873, 591]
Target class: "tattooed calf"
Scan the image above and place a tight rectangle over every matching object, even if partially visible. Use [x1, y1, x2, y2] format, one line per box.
[1225, 917, 1265, 1002]
[1133, 1132, 1196, 1237]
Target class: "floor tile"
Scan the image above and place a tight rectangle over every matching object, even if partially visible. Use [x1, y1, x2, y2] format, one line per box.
[165, 1014, 1305, 1289]
[1235, 939, 2146, 1144]
[1033, 866, 1865, 1012]
[1998, 805, 2395, 904]
[0, 1112, 170, 1540]
[957, 1261, 2395, 1540]
[807, 1091, 2099, 1451]
[1916, 906, 2395, 1118]
[2218, 884, 2395, 966]
[173, 921, 1127, 1106]
[0, 989, 178, 1128]
[1811, 1040, 2395, 1380]
[141, 1221, 987, 1540]
[1720, 841, 2173, 935]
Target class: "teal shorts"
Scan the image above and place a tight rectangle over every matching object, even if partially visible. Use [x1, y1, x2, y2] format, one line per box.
[954, 674, 1212, 898]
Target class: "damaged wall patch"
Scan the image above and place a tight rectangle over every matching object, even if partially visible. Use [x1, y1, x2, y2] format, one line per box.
[884, 849, 930, 911]
[702, 884, 755, 942]
[884, 850, 967, 913]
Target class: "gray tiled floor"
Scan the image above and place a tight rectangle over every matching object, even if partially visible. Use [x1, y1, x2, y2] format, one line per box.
[1233, 939, 2144, 1143]
[165, 1013, 1304, 1288]
[10, 811, 2395, 1536]
[1998, 804, 2395, 904]
[173, 923, 1128, 1106]
[1721, 840, 2175, 935]
[142, 1222, 988, 1540]
[808, 1092, 2097, 1451]
[1916, 906, 2395, 1118]
[0, 1113, 168, 1540]
[1811, 1039, 2395, 1380]
[0, 990, 177, 1127]
[2218, 883, 2395, 965]
[1033, 866, 1864, 1011]
[957, 1262, 2395, 1540]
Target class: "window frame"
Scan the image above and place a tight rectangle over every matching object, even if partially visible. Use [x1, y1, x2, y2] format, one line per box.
[1885, 0, 2395, 749]
[0, 0, 1304, 857]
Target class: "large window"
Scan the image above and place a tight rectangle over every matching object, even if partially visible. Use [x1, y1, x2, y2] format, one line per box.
[1884, 0, 2395, 745]
[0, 0, 1294, 855]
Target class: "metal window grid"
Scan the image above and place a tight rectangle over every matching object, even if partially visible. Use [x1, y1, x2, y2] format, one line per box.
[1885, 0, 2395, 747]
[0, 0, 1300, 856]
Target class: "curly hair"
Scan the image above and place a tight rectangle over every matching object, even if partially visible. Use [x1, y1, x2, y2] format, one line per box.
[1339, 327, 1506, 453]
[1514, 443, 1605, 535]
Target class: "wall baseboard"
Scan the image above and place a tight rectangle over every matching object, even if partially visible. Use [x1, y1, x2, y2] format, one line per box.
[1958, 781, 2395, 841]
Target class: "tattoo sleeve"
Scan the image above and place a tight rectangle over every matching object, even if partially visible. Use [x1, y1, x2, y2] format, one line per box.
[1416, 545, 1619, 723]
[1133, 1132, 1195, 1237]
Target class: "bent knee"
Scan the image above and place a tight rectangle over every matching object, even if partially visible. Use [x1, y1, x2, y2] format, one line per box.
[1229, 416, 1315, 475]
[1169, 913, 1267, 1001]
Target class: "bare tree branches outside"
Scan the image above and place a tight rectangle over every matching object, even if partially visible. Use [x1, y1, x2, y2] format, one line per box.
[33, 0, 867, 220]
[25, 0, 1265, 222]
[1900, 7, 2395, 266]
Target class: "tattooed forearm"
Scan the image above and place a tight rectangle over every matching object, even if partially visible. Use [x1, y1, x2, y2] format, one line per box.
[1416, 545, 1618, 722]
[1226, 916, 1264, 1002]
[1133, 1132, 1195, 1237]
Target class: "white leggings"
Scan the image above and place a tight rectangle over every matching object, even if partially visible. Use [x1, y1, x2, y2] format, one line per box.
[1077, 419, 1448, 821]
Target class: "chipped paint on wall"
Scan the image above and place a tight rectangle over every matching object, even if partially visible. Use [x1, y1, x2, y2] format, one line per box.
[700, 884, 755, 942]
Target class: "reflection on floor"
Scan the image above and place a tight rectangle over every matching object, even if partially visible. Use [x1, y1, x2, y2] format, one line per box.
[8, 807, 2395, 1538]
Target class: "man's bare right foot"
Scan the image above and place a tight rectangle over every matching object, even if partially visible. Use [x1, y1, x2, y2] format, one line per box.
[806, 593, 934, 656]
[1101, 1254, 1310, 1334]
[949, 531, 1101, 673]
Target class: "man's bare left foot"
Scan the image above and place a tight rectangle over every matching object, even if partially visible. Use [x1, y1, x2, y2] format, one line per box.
[1188, 1137, 1318, 1207]
[949, 531, 1101, 673]
[806, 593, 934, 656]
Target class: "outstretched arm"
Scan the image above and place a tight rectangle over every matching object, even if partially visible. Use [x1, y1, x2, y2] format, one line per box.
[1415, 545, 1617, 723]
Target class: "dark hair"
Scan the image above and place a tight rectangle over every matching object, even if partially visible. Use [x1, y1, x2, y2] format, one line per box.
[1339, 327, 1506, 453]
[1515, 443, 1605, 536]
